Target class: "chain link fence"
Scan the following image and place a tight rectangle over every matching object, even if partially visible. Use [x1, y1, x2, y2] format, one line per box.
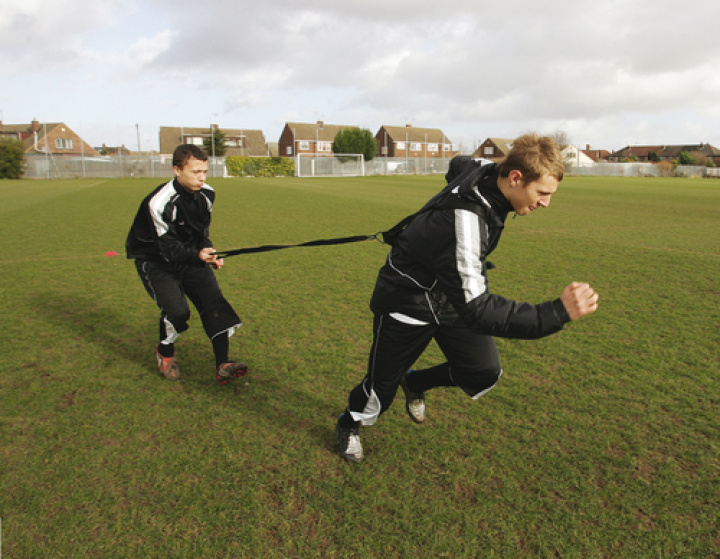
[23, 153, 225, 180]
[367, 157, 452, 175]
[21, 153, 717, 180]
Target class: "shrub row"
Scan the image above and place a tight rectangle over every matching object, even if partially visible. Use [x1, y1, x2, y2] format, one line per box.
[226, 156, 295, 177]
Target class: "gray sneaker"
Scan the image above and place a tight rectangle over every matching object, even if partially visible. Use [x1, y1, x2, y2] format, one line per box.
[336, 415, 364, 463]
[400, 371, 425, 423]
[216, 361, 249, 385]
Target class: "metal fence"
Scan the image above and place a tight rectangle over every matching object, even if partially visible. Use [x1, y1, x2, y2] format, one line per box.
[23, 153, 226, 180]
[21, 152, 717, 180]
[676, 165, 714, 178]
[568, 162, 660, 177]
[294, 156, 454, 177]
[367, 157, 452, 176]
[567, 162, 714, 178]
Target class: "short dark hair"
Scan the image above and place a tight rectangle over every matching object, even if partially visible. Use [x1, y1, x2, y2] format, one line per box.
[172, 144, 208, 169]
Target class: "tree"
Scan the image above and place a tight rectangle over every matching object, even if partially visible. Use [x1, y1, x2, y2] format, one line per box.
[550, 130, 571, 149]
[203, 127, 227, 157]
[678, 151, 696, 165]
[0, 138, 26, 179]
[332, 128, 377, 161]
[648, 151, 660, 162]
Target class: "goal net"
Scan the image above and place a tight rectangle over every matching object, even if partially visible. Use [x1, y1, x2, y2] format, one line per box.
[295, 154, 365, 177]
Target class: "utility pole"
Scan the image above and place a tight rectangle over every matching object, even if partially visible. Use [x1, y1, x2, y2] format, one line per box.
[210, 122, 216, 178]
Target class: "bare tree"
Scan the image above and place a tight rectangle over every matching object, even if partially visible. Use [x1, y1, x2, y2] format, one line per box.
[550, 130, 571, 149]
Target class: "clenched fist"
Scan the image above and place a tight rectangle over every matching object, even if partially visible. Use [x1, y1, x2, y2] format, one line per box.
[561, 282, 599, 320]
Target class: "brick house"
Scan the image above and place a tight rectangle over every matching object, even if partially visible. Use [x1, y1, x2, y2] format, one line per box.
[375, 124, 452, 158]
[159, 125, 268, 157]
[278, 121, 357, 158]
[607, 145, 664, 162]
[582, 146, 611, 162]
[0, 119, 99, 156]
[608, 143, 720, 165]
[472, 138, 514, 162]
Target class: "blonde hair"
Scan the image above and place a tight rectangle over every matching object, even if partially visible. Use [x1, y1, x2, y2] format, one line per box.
[497, 133, 564, 183]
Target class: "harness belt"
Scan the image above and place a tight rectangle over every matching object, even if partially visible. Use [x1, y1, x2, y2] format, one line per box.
[212, 234, 381, 258]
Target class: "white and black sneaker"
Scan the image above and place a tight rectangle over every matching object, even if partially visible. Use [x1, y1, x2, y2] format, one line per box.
[400, 371, 426, 423]
[336, 415, 364, 463]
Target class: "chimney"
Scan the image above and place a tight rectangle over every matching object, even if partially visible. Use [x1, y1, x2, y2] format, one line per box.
[586, 144, 590, 151]
[31, 119, 40, 132]
[406, 124, 412, 127]
[317, 121, 324, 129]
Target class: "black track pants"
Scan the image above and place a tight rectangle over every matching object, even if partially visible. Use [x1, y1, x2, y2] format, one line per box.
[135, 259, 242, 343]
[346, 313, 502, 425]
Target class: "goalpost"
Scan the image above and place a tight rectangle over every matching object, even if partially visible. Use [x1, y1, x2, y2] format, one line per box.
[295, 153, 365, 177]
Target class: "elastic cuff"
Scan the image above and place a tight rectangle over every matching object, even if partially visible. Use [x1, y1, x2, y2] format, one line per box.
[552, 297, 571, 324]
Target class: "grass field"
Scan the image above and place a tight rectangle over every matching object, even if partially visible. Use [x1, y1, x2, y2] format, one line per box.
[1, 173, 718, 558]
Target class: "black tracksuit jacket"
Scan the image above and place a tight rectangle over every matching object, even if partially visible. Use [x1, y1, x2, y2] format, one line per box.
[126, 178, 214, 265]
[370, 156, 570, 339]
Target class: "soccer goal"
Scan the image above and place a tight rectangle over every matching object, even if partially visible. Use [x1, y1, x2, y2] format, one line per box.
[295, 153, 365, 177]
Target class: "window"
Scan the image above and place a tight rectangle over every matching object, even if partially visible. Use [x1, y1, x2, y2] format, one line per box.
[286, 145, 293, 156]
[444, 144, 451, 152]
[484, 146, 494, 155]
[55, 138, 73, 150]
[427, 143, 438, 152]
[185, 136, 204, 146]
[396, 142, 406, 151]
[410, 142, 421, 151]
[318, 142, 332, 152]
[224, 137, 246, 148]
[299, 140, 309, 150]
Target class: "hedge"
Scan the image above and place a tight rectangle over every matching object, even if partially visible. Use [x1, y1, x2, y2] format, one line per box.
[226, 156, 295, 177]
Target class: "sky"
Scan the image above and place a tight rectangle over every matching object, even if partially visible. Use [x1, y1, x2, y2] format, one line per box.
[2, 0, 720, 154]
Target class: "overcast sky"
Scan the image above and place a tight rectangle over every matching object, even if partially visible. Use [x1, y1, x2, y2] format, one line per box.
[2, 0, 719, 153]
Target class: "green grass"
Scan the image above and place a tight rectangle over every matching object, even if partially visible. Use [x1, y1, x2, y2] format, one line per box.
[1, 174, 718, 557]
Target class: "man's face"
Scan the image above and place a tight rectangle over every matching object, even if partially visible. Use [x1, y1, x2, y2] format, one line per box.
[174, 157, 208, 192]
[508, 172, 559, 216]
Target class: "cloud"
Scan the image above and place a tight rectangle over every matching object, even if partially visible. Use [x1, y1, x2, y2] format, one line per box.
[2, 0, 720, 150]
[0, 0, 122, 70]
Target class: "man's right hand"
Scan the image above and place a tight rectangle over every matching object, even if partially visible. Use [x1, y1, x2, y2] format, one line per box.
[199, 247, 218, 265]
[561, 282, 599, 320]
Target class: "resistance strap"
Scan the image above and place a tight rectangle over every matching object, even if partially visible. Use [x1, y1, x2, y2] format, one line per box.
[212, 233, 380, 259]
[212, 161, 491, 259]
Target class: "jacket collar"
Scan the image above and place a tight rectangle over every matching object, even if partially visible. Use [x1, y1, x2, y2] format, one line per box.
[458, 164, 510, 227]
[173, 177, 202, 201]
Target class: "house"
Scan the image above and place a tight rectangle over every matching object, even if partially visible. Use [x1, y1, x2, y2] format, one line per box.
[278, 121, 357, 158]
[159, 125, 268, 157]
[472, 138, 514, 162]
[375, 124, 453, 158]
[0, 119, 99, 156]
[582, 146, 611, 162]
[97, 144, 133, 156]
[608, 143, 720, 165]
[607, 145, 664, 162]
[267, 142, 279, 157]
[561, 145, 597, 168]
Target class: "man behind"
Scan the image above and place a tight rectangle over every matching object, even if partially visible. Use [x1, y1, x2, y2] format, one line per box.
[336, 133, 599, 462]
[126, 144, 248, 384]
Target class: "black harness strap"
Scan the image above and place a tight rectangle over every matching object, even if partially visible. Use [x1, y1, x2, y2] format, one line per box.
[212, 234, 380, 258]
[213, 161, 492, 259]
